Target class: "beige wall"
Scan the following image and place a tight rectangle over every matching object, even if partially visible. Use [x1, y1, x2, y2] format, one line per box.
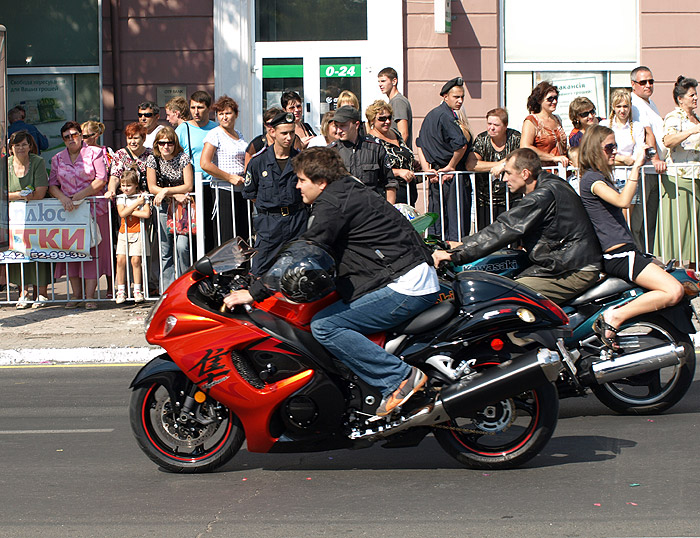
[640, 0, 700, 117]
[102, 0, 215, 148]
[405, 0, 499, 139]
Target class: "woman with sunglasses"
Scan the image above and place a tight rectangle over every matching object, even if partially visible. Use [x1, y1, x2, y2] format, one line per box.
[48, 121, 112, 309]
[146, 126, 194, 290]
[82, 120, 115, 169]
[521, 81, 569, 168]
[579, 124, 683, 349]
[568, 96, 600, 149]
[657, 75, 700, 265]
[366, 100, 417, 205]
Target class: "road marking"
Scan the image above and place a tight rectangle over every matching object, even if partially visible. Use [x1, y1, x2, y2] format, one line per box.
[0, 363, 145, 369]
[0, 428, 114, 435]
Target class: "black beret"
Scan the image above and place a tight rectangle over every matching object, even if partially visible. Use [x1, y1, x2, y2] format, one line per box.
[440, 77, 464, 96]
[332, 105, 361, 123]
[269, 111, 295, 127]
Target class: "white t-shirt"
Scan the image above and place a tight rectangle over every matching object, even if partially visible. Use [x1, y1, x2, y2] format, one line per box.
[143, 124, 165, 149]
[631, 93, 667, 159]
[203, 127, 248, 192]
[307, 135, 328, 148]
[388, 262, 440, 296]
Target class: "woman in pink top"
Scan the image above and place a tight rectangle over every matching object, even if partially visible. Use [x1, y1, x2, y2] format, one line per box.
[48, 121, 112, 309]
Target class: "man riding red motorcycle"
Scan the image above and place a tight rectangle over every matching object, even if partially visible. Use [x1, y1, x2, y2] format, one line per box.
[225, 147, 440, 416]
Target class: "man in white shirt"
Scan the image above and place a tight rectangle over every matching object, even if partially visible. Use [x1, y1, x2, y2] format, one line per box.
[139, 101, 164, 149]
[630, 66, 665, 251]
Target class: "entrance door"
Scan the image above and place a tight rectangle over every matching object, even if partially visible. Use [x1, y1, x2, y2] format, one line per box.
[253, 0, 403, 135]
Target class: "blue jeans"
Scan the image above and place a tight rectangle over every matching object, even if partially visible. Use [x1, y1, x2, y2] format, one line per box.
[158, 202, 191, 290]
[310, 286, 440, 397]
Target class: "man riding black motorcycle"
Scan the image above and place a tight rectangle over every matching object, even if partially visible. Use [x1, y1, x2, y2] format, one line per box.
[225, 147, 440, 416]
[433, 147, 602, 304]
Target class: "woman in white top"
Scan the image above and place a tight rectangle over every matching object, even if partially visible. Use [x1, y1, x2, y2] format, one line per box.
[604, 88, 647, 224]
[201, 95, 250, 244]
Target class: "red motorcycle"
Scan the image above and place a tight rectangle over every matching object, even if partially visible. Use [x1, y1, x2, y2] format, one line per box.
[130, 239, 567, 473]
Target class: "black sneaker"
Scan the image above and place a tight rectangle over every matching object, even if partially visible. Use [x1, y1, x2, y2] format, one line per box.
[376, 367, 427, 416]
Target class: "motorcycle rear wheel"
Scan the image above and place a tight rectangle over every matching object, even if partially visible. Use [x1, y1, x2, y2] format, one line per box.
[130, 379, 245, 473]
[591, 315, 696, 414]
[433, 381, 558, 470]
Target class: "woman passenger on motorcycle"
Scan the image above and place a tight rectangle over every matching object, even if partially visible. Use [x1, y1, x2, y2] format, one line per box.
[578, 125, 684, 349]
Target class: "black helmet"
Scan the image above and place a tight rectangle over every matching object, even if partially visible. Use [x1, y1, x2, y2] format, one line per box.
[261, 241, 336, 303]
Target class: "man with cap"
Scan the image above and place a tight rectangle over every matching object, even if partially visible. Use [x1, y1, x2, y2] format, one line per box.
[243, 111, 308, 276]
[416, 77, 471, 241]
[329, 105, 397, 203]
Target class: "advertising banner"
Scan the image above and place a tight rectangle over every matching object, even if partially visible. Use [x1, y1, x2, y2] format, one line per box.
[0, 200, 96, 262]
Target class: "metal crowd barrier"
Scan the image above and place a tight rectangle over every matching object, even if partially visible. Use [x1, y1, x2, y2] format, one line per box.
[2, 164, 698, 307]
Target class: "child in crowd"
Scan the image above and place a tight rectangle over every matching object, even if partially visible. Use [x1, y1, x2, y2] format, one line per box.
[115, 169, 151, 304]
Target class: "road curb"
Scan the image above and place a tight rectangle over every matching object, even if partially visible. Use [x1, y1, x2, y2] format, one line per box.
[0, 347, 162, 366]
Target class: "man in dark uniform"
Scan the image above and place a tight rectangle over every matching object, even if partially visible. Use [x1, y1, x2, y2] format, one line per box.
[416, 77, 471, 241]
[243, 111, 308, 276]
[329, 105, 397, 203]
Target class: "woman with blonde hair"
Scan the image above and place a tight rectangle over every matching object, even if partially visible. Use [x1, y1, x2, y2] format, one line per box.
[366, 100, 416, 204]
[578, 124, 683, 349]
[82, 120, 115, 169]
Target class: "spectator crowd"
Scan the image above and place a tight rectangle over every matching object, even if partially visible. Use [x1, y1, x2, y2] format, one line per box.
[4, 64, 700, 308]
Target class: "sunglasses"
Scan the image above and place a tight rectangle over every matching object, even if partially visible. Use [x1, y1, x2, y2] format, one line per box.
[634, 79, 654, 86]
[82, 132, 97, 138]
[603, 142, 618, 154]
[376, 115, 392, 123]
[138, 112, 155, 118]
[579, 109, 596, 118]
[62, 132, 82, 140]
[545, 95, 559, 103]
[157, 140, 175, 147]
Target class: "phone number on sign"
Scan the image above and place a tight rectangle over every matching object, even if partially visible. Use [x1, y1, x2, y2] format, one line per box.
[0, 250, 91, 262]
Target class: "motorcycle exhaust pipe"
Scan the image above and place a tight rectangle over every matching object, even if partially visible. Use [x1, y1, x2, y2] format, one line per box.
[588, 343, 686, 385]
[440, 348, 562, 418]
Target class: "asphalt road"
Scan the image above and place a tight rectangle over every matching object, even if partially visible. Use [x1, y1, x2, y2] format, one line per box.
[1, 364, 699, 538]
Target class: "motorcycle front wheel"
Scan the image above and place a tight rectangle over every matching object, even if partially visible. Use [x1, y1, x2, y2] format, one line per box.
[130, 378, 245, 473]
[591, 314, 696, 414]
[433, 381, 558, 470]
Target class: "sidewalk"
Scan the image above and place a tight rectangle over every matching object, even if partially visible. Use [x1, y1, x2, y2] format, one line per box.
[0, 301, 160, 366]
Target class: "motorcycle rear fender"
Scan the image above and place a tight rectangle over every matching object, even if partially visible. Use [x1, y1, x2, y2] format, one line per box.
[662, 299, 695, 335]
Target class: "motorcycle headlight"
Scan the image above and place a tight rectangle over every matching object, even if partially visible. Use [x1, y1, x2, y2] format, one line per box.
[144, 293, 167, 332]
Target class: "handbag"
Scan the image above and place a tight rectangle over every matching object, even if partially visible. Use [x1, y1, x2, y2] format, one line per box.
[166, 200, 197, 236]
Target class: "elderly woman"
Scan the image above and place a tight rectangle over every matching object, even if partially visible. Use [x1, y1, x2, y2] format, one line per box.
[657, 75, 700, 265]
[7, 131, 50, 308]
[365, 100, 417, 205]
[467, 107, 522, 229]
[48, 121, 111, 309]
[521, 81, 569, 168]
[201, 95, 250, 244]
[146, 126, 194, 289]
[568, 96, 599, 149]
[282, 90, 315, 149]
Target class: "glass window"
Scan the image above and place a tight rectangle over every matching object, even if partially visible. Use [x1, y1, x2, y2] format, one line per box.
[262, 58, 304, 113]
[1, 0, 99, 68]
[320, 56, 361, 122]
[256, 0, 367, 42]
[503, 0, 636, 63]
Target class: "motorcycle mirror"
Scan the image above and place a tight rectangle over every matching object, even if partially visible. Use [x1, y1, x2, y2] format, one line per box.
[193, 256, 215, 277]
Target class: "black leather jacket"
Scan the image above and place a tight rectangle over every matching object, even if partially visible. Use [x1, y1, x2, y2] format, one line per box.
[329, 136, 397, 196]
[450, 172, 601, 276]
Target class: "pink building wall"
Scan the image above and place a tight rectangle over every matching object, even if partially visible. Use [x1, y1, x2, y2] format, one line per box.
[102, 0, 215, 148]
[405, 0, 499, 139]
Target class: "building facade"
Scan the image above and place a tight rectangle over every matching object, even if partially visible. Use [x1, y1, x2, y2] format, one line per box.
[2, 0, 696, 151]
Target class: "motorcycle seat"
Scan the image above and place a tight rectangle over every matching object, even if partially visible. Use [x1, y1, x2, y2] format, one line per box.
[566, 276, 633, 306]
[395, 300, 456, 335]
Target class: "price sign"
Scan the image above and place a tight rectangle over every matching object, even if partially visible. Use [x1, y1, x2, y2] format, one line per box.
[321, 64, 361, 78]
